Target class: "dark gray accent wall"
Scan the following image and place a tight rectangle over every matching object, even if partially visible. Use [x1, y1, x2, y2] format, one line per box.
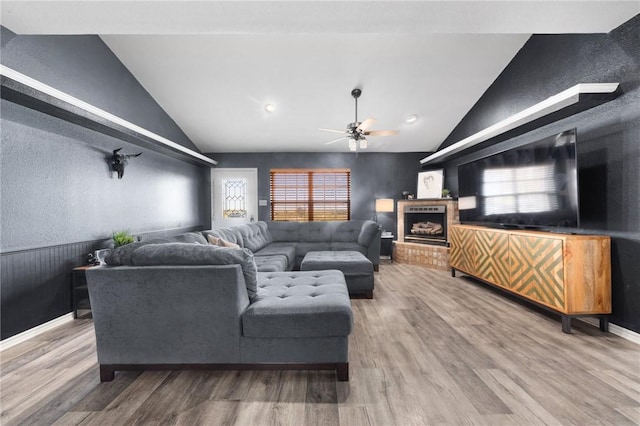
[438, 15, 640, 332]
[0, 29, 210, 339]
[209, 152, 429, 235]
[1, 100, 208, 250]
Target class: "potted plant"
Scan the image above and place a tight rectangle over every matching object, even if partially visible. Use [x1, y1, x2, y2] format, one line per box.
[441, 188, 451, 198]
[112, 230, 136, 247]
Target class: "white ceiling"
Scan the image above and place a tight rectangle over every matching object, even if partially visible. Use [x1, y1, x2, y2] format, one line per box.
[2, 1, 638, 154]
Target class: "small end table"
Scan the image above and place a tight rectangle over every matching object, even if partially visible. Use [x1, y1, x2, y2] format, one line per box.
[381, 234, 394, 262]
[72, 265, 97, 319]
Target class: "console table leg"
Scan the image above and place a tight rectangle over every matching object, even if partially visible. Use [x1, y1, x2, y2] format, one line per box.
[561, 316, 572, 333]
[599, 316, 609, 332]
[451, 268, 456, 278]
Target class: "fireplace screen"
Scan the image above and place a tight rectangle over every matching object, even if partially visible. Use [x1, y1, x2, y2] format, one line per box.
[404, 205, 447, 245]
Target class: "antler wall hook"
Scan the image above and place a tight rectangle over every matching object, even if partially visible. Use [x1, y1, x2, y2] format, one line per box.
[111, 148, 142, 179]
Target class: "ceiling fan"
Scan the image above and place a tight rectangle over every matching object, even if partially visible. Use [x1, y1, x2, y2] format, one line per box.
[320, 88, 399, 151]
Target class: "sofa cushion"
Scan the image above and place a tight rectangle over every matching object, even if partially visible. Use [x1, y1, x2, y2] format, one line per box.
[331, 221, 364, 242]
[105, 233, 204, 266]
[300, 251, 373, 276]
[131, 243, 258, 297]
[299, 222, 333, 242]
[243, 271, 352, 338]
[330, 242, 366, 255]
[296, 242, 332, 258]
[234, 222, 273, 252]
[105, 241, 148, 266]
[266, 221, 300, 242]
[253, 243, 297, 267]
[254, 255, 288, 272]
[170, 232, 209, 245]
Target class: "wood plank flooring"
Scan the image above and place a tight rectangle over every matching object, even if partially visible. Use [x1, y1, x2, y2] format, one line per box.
[1, 263, 639, 425]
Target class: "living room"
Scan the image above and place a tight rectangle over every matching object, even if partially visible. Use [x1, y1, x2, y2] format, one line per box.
[1, 2, 639, 424]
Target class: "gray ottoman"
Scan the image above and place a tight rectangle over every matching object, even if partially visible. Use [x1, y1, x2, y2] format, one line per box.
[301, 251, 374, 298]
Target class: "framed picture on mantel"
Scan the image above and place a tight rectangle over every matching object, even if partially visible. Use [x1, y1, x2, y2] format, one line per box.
[417, 169, 444, 199]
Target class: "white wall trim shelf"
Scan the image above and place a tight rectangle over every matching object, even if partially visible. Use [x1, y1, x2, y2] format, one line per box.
[0, 65, 217, 167]
[420, 82, 621, 165]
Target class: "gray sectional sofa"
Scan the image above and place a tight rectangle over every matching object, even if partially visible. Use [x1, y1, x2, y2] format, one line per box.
[86, 220, 381, 382]
[201, 220, 382, 272]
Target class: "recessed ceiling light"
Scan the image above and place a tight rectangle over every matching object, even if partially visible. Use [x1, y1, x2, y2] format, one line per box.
[405, 114, 418, 124]
[265, 104, 275, 113]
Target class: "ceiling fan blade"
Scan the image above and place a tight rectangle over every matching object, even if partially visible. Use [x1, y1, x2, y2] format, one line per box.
[357, 118, 376, 132]
[365, 130, 399, 137]
[319, 128, 346, 134]
[325, 136, 347, 145]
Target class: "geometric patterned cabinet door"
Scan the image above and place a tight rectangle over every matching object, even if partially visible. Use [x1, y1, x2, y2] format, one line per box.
[474, 230, 510, 289]
[509, 235, 564, 310]
[449, 225, 476, 276]
[450, 226, 512, 288]
[450, 224, 611, 333]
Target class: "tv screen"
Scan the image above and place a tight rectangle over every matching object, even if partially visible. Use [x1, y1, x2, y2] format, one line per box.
[458, 129, 579, 229]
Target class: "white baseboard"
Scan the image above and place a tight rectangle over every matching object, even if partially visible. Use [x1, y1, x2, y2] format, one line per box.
[0, 313, 74, 352]
[579, 318, 640, 345]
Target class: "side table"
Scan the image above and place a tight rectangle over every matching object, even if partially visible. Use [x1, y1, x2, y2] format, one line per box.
[72, 265, 97, 319]
[381, 234, 394, 262]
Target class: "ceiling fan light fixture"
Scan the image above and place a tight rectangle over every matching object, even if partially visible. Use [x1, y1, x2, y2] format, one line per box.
[405, 114, 418, 124]
[319, 88, 399, 150]
[265, 103, 275, 113]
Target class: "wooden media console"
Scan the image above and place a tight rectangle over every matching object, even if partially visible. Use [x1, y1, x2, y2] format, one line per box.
[449, 224, 611, 333]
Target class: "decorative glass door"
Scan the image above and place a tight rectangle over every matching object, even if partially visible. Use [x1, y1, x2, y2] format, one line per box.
[211, 168, 258, 229]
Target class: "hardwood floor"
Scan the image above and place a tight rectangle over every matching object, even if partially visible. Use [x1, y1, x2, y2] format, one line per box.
[2, 263, 639, 425]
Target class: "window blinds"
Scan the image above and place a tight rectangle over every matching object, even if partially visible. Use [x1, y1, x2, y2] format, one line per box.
[270, 169, 351, 221]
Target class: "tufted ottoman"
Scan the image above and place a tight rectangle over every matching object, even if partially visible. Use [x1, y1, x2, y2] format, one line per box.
[300, 251, 374, 299]
[242, 270, 353, 380]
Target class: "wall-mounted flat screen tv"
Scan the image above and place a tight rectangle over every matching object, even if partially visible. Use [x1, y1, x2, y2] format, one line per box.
[457, 128, 579, 229]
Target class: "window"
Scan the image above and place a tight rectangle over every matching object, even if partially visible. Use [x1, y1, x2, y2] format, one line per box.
[270, 169, 351, 221]
[222, 178, 247, 218]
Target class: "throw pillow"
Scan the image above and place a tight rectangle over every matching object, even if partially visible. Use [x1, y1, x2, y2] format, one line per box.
[218, 238, 240, 249]
[207, 234, 240, 248]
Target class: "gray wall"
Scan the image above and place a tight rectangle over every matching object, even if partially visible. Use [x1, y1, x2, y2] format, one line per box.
[208, 152, 430, 235]
[439, 16, 640, 332]
[1, 28, 211, 250]
[0, 28, 210, 338]
[1, 100, 207, 250]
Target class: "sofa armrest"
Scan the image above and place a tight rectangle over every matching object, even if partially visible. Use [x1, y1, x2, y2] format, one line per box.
[86, 265, 250, 364]
[358, 221, 382, 266]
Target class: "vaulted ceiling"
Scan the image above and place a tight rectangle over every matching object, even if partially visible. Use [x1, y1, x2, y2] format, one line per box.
[2, 1, 638, 153]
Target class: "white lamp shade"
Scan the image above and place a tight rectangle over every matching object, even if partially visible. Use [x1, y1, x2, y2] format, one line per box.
[375, 198, 395, 213]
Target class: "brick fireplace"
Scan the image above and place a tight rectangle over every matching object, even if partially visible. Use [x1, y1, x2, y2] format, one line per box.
[393, 199, 459, 270]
